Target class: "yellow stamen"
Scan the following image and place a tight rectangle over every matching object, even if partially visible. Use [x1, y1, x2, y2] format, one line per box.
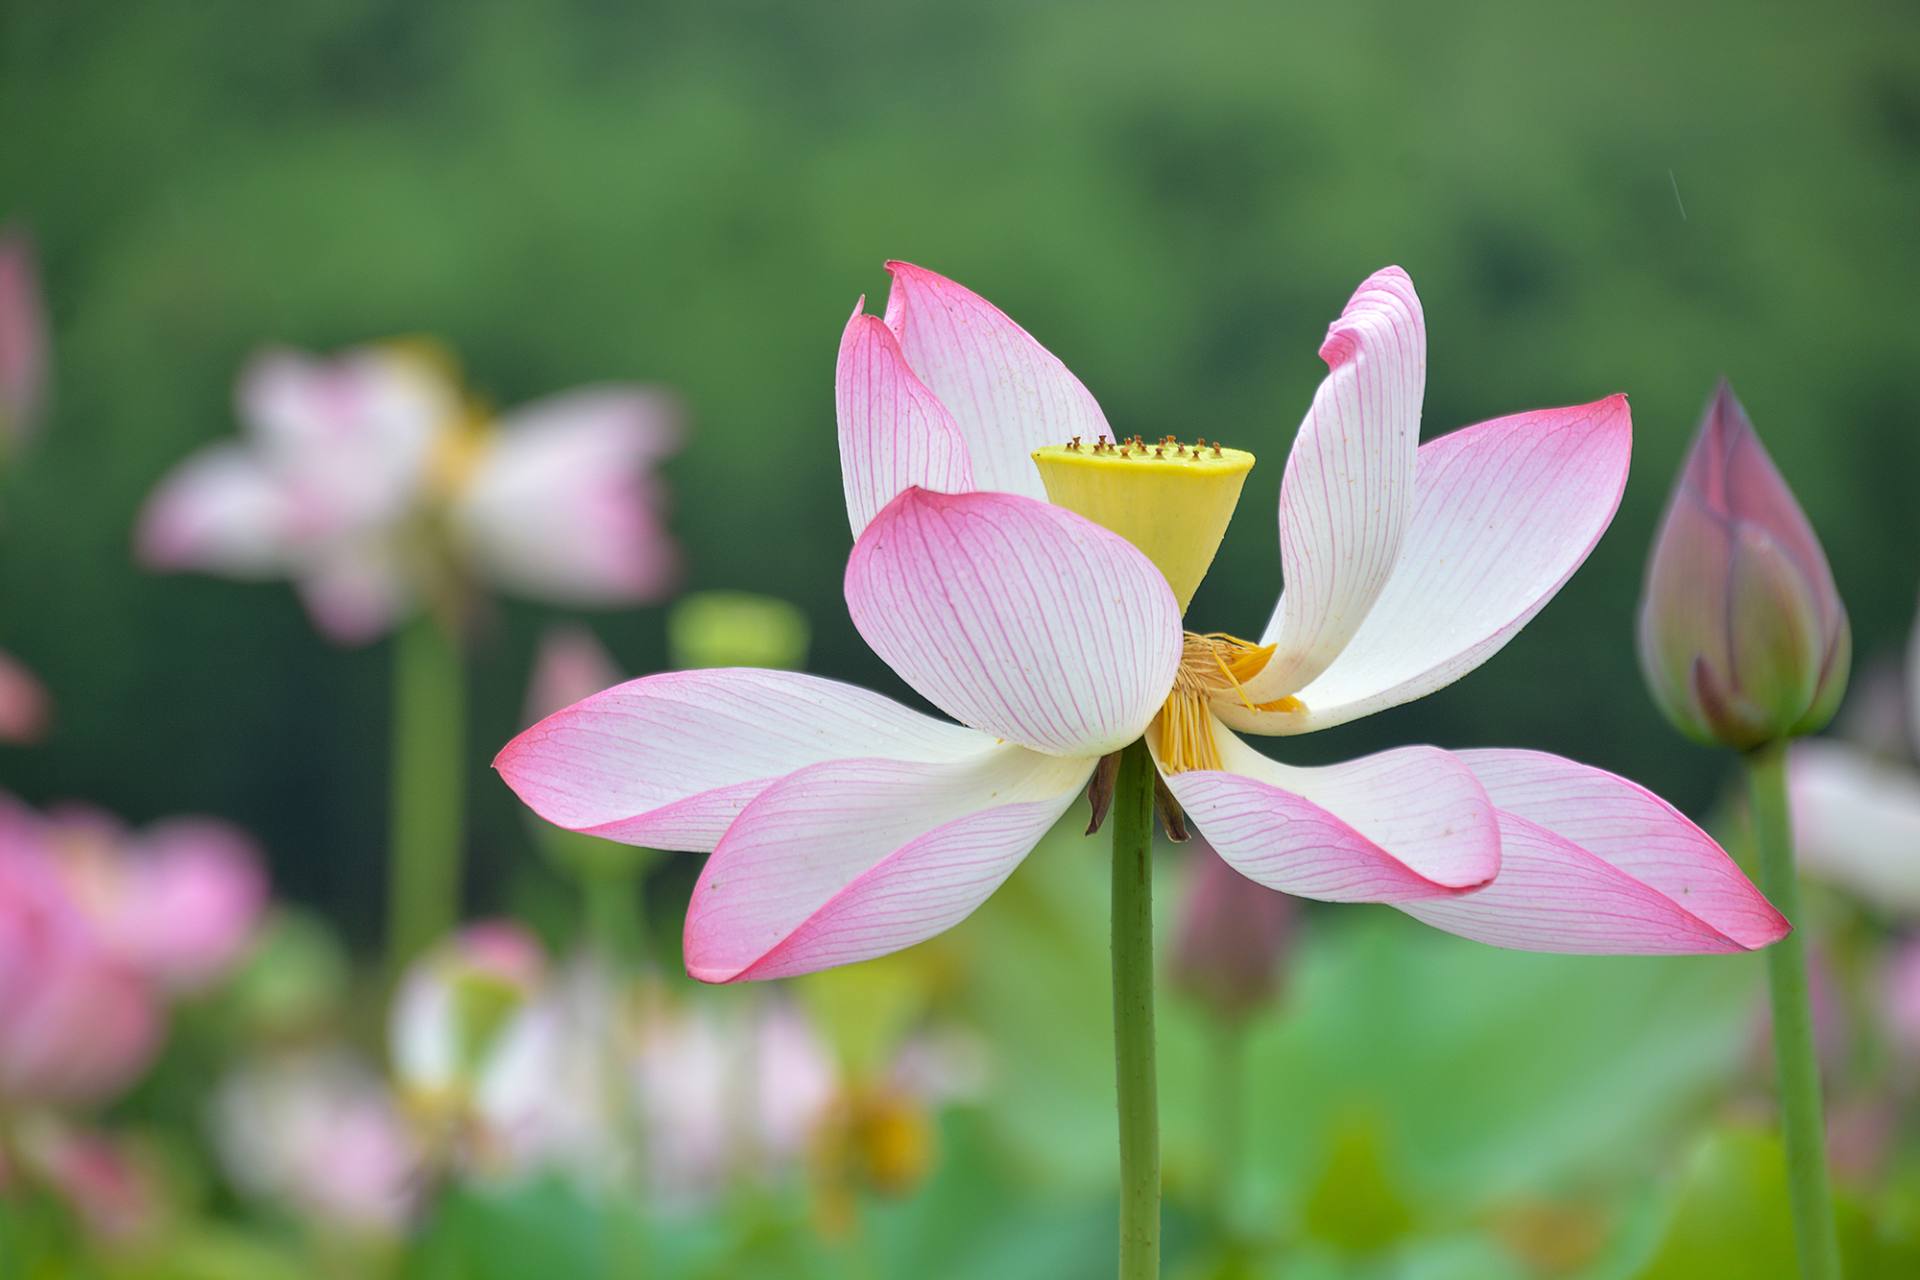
[1032, 438, 1255, 612]
[1158, 632, 1303, 773]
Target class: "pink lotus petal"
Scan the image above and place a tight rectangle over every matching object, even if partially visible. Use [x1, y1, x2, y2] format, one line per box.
[1248, 267, 1423, 702]
[836, 305, 975, 536]
[135, 444, 300, 575]
[685, 746, 1090, 982]
[0, 649, 50, 744]
[1399, 749, 1788, 953]
[523, 625, 624, 727]
[496, 668, 988, 851]
[846, 488, 1181, 757]
[1235, 395, 1631, 735]
[1155, 725, 1500, 901]
[457, 387, 682, 606]
[1791, 739, 1920, 915]
[107, 819, 267, 992]
[0, 848, 161, 1106]
[881, 261, 1108, 498]
[0, 225, 49, 447]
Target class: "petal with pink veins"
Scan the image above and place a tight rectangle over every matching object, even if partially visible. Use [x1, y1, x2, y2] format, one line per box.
[1399, 749, 1788, 953]
[881, 262, 1109, 498]
[456, 387, 682, 605]
[1153, 724, 1500, 901]
[846, 488, 1181, 757]
[1246, 266, 1424, 702]
[1234, 395, 1631, 735]
[496, 668, 990, 851]
[685, 745, 1091, 982]
[837, 306, 973, 536]
[1791, 740, 1920, 915]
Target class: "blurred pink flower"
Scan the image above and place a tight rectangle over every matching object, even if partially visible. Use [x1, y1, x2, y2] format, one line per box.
[15, 1119, 163, 1243]
[1880, 938, 1920, 1065]
[1792, 593, 1920, 914]
[1169, 843, 1296, 1024]
[0, 225, 49, 451]
[0, 837, 161, 1107]
[30, 802, 267, 994]
[524, 625, 623, 727]
[1639, 381, 1850, 749]
[213, 1049, 420, 1233]
[0, 649, 50, 744]
[500, 263, 1786, 984]
[137, 346, 680, 644]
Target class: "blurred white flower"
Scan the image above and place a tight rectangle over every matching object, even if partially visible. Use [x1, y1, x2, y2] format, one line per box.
[138, 345, 680, 644]
[213, 1049, 420, 1233]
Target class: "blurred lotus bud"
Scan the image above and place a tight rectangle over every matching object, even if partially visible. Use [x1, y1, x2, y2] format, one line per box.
[0, 649, 49, 744]
[0, 845, 161, 1107]
[524, 625, 623, 724]
[1638, 381, 1849, 750]
[1169, 842, 1297, 1024]
[213, 1050, 420, 1233]
[16, 1119, 164, 1243]
[389, 922, 544, 1104]
[0, 225, 48, 453]
[668, 591, 810, 670]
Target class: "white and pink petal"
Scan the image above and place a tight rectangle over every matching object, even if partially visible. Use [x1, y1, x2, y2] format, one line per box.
[846, 488, 1180, 758]
[1246, 266, 1424, 702]
[1399, 749, 1788, 953]
[1154, 725, 1500, 902]
[684, 745, 1091, 982]
[495, 668, 990, 852]
[1231, 395, 1631, 735]
[1791, 740, 1920, 915]
[881, 262, 1108, 499]
[836, 305, 973, 536]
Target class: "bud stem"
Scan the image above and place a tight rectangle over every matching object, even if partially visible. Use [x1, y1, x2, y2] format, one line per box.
[1111, 738, 1161, 1279]
[386, 612, 467, 978]
[1746, 740, 1842, 1280]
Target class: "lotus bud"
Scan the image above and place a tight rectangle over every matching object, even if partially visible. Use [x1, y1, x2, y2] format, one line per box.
[1168, 842, 1296, 1024]
[1638, 381, 1849, 750]
[524, 625, 623, 724]
[0, 226, 48, 455]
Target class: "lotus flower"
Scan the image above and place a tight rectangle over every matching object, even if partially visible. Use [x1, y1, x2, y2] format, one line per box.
[499, 264, 1788, 983]
[1791, 592, 1920, 913]
[137, 345, 681, 644]
[212, 1050, 420, 1232]
[0, 649, 49, 744]
[1639, 381, 1850, 749]
[389, 921, 545, 1108]
[0, 225, 48, 453]
[0, 832, 160, 1107]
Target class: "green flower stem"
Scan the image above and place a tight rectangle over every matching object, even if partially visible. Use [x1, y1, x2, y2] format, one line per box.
[1111, 739, 1160, 1279]
[385, 612, 467, 976]
[1746, 740, 1842, 1280]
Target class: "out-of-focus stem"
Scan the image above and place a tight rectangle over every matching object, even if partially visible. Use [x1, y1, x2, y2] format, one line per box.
[1746, 740, 1842, 1280]
[386, 613, 466, 976]
[1111, 739, 1160, 1279]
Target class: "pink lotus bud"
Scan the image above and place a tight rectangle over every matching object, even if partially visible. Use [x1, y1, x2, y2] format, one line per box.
[0, 649, 49, 744]
[1639, 381, 1849, 749]
[523, 625, 623, 725]
[1881, 938, 1920, 1066]
[0, 225, 48, 452]
[1168, 843, 1297, 1024]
